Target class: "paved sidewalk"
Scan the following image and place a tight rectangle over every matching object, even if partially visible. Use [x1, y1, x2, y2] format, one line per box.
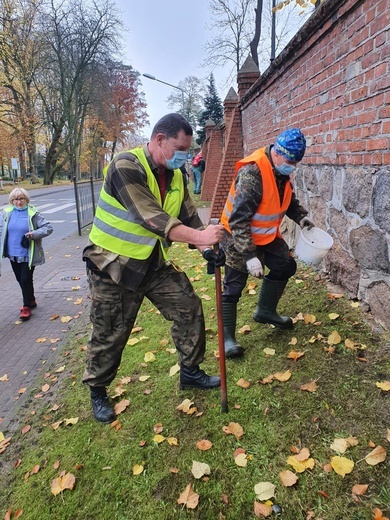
[0, 230, 91, 434]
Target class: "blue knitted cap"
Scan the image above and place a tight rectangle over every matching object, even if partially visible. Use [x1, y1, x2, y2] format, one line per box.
[274, 128, 306, 161]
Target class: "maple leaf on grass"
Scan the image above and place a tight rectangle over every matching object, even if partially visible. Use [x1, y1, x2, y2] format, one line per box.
[177, 483, 199, 509]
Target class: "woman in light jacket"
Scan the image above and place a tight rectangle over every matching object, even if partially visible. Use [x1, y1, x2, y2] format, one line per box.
[0, 188, 53, 320]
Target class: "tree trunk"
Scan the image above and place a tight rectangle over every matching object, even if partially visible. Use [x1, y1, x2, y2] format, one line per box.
[250, 0, 264, 67]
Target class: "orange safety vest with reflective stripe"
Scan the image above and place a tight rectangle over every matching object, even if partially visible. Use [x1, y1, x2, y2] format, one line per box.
[221, 147, 292, 245]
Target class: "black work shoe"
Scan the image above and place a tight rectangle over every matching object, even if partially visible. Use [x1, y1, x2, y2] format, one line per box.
[180, 365, 221, 390]
[90, 387, 116, 423]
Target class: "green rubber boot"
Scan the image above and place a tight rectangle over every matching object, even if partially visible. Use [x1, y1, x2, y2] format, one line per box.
[253, 278, 293, 330]
[222, 301, 244, 358]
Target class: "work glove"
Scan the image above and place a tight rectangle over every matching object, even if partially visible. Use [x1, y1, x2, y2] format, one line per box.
[246, 257, 264, 278]
[202, 248, 226, 267]
[299, 217, 314, 230]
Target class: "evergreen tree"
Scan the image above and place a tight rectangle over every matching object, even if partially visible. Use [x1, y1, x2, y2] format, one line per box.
[196, 74, 223, 145]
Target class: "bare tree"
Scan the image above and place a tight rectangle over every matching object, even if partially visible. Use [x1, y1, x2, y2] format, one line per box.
[204, 0, 256, 79]
[204, 0, 314, 81]
[166, 76, 205, 133]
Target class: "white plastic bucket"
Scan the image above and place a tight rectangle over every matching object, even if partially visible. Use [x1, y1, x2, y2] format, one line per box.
[295, 226, 333, 265]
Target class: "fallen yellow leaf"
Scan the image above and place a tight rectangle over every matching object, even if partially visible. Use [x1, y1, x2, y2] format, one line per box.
[376, 381, 390, 391]
[133, 463, 144, 475]
[51, 472, 75, 495]
[287, 455, 315, 473]
[274, 370, 291, 382]
[64, 417, 79, 426]
[169, 363, 180, 376]
[153, 434, 166, 443]
[328, 330, 341, 345]
[330, 455, 354, 477]
[254, 481, 275, 501]
[144, 352, 156, 363]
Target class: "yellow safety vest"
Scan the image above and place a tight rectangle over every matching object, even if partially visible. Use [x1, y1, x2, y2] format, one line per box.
[89, 148, 184, 259]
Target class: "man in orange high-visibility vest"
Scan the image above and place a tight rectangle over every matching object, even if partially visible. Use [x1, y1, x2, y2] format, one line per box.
[220, 129, 314, 358]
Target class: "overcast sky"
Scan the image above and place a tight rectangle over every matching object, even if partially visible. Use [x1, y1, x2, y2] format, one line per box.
[114, 0, 310, 137]
[113, 0, 233, 137]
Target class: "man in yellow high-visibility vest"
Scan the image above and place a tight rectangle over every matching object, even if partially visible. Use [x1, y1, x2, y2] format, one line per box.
[82, 113, 225, 423]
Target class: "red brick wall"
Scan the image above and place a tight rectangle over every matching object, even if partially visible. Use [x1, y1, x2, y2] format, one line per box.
[207, 0, 390, 327]
[241, 0, 389, 166]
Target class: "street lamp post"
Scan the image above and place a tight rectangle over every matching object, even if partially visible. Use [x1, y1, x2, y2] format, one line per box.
[143, 73, 185, 106]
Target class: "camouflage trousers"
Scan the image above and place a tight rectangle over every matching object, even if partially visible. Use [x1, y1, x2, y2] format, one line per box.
[83, 264, 206, 388]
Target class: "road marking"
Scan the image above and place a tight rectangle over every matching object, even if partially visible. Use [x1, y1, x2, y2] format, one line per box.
[48, 220, 66, 223]
[42, 202, 75, 214]
[33, 203, 58, 210]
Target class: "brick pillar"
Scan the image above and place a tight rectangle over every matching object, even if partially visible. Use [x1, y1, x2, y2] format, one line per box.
[210, 88, 243, 220]
[237, 55, 261, 100]
[200, 119, 220, 201]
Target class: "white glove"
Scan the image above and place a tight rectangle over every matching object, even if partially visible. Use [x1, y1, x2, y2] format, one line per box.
[246, 257, 264, 278]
